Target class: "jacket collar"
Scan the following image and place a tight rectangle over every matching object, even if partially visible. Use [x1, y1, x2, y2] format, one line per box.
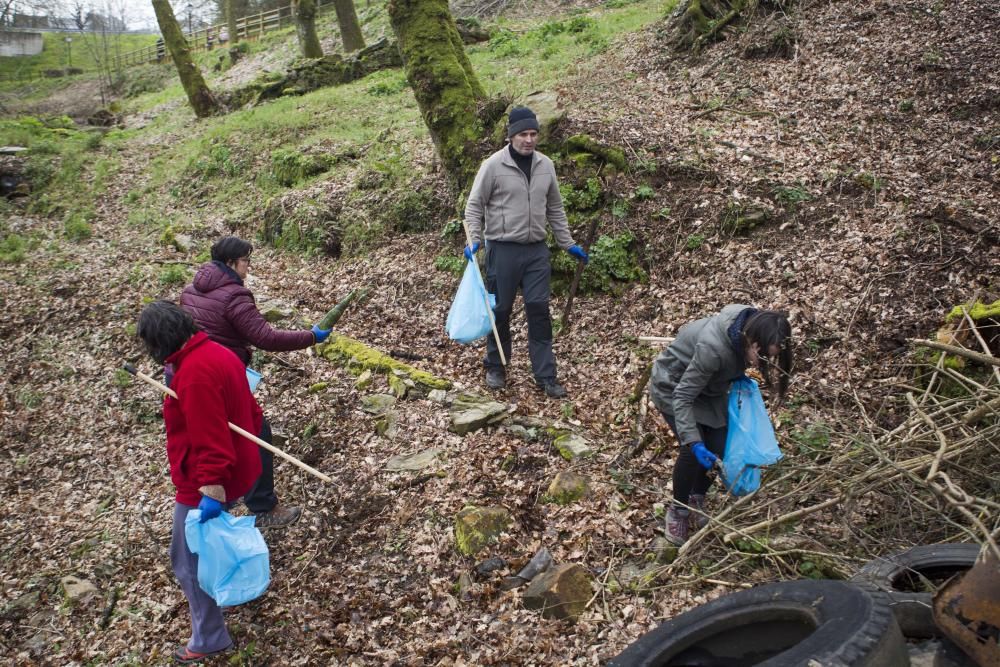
[500, 145, 541, 168]
[165, 331, 211, 368]
[212, 259, 245, 286]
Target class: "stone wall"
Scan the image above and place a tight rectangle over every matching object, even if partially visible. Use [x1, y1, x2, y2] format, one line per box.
[0, 30, 44, 56]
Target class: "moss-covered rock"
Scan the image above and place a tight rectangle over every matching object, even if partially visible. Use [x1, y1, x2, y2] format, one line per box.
[318, 333, 451, 391]
[721, 200, 773, 235]
[230, 38, 403, 107]
[360, 393, 396, 415]
[522, 563, 593, 622]
[553, 432, 593, 461]
[546, 471, 590, 505]
[449, 393, 509, 435]
[454, 505, 511, 556]
[563, 134, 627, 172]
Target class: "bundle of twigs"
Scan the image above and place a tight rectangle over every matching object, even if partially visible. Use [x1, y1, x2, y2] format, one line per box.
[660, 309, 999, 585]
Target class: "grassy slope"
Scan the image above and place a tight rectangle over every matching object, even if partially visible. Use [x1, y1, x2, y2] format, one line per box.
[117, 0, 676, 224]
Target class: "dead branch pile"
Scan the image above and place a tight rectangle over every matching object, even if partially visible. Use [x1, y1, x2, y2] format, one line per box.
[659, 316, 999, 587]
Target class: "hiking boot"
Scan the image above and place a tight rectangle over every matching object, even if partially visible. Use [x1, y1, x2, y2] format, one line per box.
[688, 494, 710, 531]
[485, 368, 506, 390]
[538, 381, 567, 399]
[173, 643, 233, 664]
[664, 505, 690, 546]
[254, 504, 301, 529]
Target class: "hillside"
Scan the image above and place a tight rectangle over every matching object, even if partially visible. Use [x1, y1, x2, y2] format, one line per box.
[1, 0, 998, 664]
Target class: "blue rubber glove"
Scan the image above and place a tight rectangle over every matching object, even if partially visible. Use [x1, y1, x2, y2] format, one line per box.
[198, 495, 223, 523]
[691, 442, 719, 470]
[464, 241, 481, 261]
[568, 244, 589, 264]
[311, 324, 331, 343]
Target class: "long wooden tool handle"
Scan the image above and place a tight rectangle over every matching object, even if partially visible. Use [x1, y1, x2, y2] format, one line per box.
[123, 363, 333, 484]
[561, 215, 601, 334]
[461, 221, 507, 366]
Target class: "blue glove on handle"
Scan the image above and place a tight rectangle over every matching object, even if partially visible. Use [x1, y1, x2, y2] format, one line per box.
[311, 324, 331, 343]
[691, 442, 719, 470]
[568, 244, 589, 264]
[198, 495, 223, 523]
[464, 241, 481, 261]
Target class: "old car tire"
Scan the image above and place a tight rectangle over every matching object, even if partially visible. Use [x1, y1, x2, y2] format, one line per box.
[851, 543, 981, 639]
[608, 580, 908, 666]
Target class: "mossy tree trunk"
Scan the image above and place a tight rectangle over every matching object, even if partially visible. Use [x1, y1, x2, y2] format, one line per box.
[151, 0, 218, 118]
[292, 0, 324, 58]
[670, 0, 752, 50]
[225, 0, 239, 45]
[388, 0, 488, 194]
[333, 0, 366, 53]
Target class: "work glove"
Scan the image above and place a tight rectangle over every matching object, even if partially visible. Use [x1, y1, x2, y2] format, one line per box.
[568, 244, 589, 264]
[464, 241, 481, 261]
[691, 442, 719, 470]
[311, 324, 331, 343]
[197, 495, 223, 523]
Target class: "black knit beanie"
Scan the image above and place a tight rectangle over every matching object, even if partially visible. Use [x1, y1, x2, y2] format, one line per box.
[507, 107, 540, 138]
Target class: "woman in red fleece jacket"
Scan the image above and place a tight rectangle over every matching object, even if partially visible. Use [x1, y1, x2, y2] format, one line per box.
[138, 300, 262, 664]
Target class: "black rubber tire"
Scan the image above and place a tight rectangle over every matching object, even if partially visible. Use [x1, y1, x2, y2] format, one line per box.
[608, 580, 908, 667]
[850, 543, 981, 639]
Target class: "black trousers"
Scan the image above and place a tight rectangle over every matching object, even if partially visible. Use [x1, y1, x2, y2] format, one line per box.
[662, 413, 727, 504]
[483, 241, 556, 383]
[243, 417, 278, 513]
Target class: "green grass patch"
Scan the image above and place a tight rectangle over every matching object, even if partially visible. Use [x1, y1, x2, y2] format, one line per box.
[1, 116, 115, 221]
[434, 254, 465, 275]
[471, 0, 674, 90]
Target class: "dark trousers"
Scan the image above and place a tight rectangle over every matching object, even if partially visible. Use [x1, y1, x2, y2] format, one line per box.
[662, 413, 728, 504]
[243, 417, 277, 513]
[171, 502, 232, 653]
[484, 241, 557, 383]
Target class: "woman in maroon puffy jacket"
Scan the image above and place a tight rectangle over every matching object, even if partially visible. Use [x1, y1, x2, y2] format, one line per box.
[179, 236, 331, 528]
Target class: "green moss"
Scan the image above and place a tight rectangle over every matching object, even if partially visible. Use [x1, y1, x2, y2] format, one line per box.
[453, 505, 510, 556]
[546, 471, 590, 505]
[551, 231, 647, 294]
[563, 134, 628, 171]
[318, 333, 451, 390]
[946, 300, 1000, 322]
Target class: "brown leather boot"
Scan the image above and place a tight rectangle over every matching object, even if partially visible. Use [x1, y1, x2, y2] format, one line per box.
[665, 505, 690, 546]
[254, 504, 302, 529]
[688, 494, 710, 531]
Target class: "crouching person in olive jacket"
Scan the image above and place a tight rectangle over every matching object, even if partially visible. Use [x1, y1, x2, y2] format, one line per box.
[137, 300, 263, 663]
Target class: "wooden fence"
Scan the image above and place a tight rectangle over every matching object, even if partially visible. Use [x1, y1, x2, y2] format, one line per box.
[111, 0, 336, 71]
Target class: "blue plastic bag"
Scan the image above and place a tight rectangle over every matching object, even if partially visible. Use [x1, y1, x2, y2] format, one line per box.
[246, 367, 263, 393]
[446, 258, 496, 344]
[184, 510, 270, 607]
[721, 376, 783, 496]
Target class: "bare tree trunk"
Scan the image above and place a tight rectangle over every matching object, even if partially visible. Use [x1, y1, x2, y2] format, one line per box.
[332, 0, 365, 53]
[151, 0, 219, 118]
[388, 0, 488, 193]
[292, 0, 323, 58]
[226, 0, 239, 44]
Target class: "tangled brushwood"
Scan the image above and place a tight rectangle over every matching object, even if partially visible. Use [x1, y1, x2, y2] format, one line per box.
[650, 310, 999, 589]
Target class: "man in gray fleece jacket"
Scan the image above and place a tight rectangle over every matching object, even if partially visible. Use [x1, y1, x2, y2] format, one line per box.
[464, 106, 589, 398]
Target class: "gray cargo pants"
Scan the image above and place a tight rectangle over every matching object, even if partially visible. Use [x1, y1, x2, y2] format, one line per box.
[484, 240, 557, 383]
